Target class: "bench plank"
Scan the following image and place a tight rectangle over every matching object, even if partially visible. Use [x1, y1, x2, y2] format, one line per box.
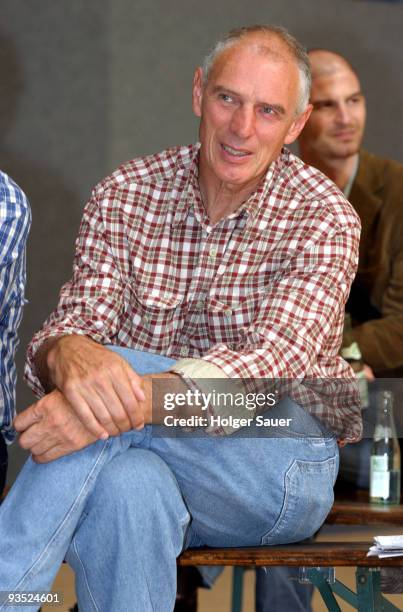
[179, 542, 403, 567]
[327, 501, 403, 525]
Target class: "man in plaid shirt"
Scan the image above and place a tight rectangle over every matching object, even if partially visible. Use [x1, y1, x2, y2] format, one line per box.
[0, 26, 360, 611]
[0, 171, 30, 496]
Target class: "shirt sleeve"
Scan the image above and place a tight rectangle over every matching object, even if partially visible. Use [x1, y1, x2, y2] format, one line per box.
[171, 213, 360, 432]
[25, 189, 126, 396]
[0, 176, 31, 440]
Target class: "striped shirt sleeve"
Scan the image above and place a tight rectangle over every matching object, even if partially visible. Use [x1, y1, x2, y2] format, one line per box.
[0, 171, 31, 442]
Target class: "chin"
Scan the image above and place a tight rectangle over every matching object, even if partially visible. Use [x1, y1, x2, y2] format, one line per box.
[329, 142, 360, 159]
[216, 166, 253, 185]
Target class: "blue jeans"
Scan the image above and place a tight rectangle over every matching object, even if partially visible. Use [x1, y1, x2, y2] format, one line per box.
[0, 348, 338, 612]
[255, 565, 314, 612]
[254, 394, 377, 612]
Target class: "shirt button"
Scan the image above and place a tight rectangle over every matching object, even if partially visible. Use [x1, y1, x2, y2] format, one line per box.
[209, 248, 217, 259]
[196, 300, 204, 310]
[224, 308, 232, 317]
[143, 314, 151, 323]
[180, 346, 189, 357]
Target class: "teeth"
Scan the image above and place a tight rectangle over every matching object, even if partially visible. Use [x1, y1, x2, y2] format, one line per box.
[222, 144, 248, 157]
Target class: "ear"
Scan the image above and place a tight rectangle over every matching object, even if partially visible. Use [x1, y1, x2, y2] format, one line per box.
[192, 67, 204, 118]
[284, 104, 313, 145]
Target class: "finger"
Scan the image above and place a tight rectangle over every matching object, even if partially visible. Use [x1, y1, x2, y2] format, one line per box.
[19, 422, 53, 451]
[132, 382, 146, 403]
[124, 365, 146, 402]
[29, 434, 59, 457]
[92, 386, 131, 433]
[111, 375, 145, 431]
[32, 444, 71, 464]
[363, 364, 375, 381]
[67, 380, 131, 436]
[14, 403, 43, 433]
[77, 378, 132, 434]
[32, 434, 98, 463]
[62, 386, 110, 440]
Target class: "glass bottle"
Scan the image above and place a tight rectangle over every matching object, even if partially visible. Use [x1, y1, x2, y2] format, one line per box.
[340, 313, 369, 407]
[370, 390, 401, 504]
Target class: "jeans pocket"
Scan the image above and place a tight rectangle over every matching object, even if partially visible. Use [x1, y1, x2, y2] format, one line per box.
[261, 455, 336, 545]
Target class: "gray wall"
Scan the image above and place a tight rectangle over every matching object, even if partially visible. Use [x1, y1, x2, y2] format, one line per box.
[2, 0, 403, 483]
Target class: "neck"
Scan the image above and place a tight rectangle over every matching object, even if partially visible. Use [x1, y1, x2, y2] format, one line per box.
[199, 181, 249, 224]
[198, 159, 263, 225]
[300, 150, 358, 192]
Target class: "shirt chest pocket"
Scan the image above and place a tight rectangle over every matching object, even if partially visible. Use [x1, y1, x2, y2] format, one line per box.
[206, 295, 259, 346]
[134, 289, 184, 348]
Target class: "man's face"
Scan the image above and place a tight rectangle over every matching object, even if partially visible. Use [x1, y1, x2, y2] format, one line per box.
[192, 39, 311, 193]
[299, 65, 366, 161]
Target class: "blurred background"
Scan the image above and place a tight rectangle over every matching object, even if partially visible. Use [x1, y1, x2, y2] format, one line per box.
[2, 0, 403, 483]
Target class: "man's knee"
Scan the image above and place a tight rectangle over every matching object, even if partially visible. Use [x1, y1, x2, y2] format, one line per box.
[88, 448, 186, 518]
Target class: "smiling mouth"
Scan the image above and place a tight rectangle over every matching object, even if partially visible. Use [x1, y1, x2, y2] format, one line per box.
[333, 130, 356, 139]
[221, 143, 251, 158]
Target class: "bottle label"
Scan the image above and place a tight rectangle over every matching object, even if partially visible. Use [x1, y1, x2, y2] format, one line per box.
[370, 455, 390, 499]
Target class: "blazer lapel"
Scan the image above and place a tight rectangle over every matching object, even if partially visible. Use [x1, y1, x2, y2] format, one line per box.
[349, 150, 384, 268]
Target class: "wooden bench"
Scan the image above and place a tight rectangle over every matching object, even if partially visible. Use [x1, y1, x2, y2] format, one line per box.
[178, 497, 403, 612]
[328, 489, 403, 526]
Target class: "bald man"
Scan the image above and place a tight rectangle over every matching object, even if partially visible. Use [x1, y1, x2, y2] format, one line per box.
[299, 50, 366, 195]
[299, 50, 403, 491]
[0, 28, 361, 611]
[300, 49, 403, 382]
[255, 49, 403, 612]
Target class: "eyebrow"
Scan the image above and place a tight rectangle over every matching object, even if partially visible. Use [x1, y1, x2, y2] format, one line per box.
[211, 85, 286, 116]
[311, 90, 363, 105]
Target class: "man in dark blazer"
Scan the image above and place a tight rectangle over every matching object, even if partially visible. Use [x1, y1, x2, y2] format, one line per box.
[254, 49, 403, 612]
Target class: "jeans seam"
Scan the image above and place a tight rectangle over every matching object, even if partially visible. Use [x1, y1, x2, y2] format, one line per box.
[260, 460, 295, 544]
[12, 442, 110, 593]
[72, 536, 100, 612]
[130, 460, 156, 612]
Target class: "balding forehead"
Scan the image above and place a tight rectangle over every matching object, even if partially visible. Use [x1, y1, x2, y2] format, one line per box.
[308, 50, 357, 80]
[228, 32, 296, 63]
[210, 34, 298, 81]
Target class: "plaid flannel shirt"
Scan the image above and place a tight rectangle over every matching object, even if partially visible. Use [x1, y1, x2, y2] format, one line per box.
[25, 145, 362, 441]
[1, 171, 31, 442]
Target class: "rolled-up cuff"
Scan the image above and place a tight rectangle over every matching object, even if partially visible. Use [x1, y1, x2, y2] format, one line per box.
[170, 358, 252, 435]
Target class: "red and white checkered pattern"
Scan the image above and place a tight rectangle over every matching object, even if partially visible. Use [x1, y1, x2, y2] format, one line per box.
[25, 144, 362, 440]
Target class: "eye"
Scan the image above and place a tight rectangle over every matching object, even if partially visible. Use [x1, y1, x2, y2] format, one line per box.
[261, 106, 275, 116]
[313, 101, 336, 112]
[347, 96, 361, 105]
[218, 93, 233, 103]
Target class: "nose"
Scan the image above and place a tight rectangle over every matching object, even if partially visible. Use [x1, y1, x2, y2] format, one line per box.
[229, 105, 255, 139]
[334, 102, 351, 125]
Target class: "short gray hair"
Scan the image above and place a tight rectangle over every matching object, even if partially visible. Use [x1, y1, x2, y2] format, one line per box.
[201, 25, 311, 115]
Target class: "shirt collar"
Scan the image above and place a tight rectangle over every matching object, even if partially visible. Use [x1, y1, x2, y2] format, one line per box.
[172, 145, 201, 226]
[343, 154, 359, 199]
[238, 149, 286, 225]
[172, 144, 286, 226]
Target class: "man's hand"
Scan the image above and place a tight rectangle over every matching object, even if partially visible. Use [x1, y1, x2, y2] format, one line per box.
[363, 364, 375, 381]
[44, 335, 146, 439]
[14, 389, 98, 463]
